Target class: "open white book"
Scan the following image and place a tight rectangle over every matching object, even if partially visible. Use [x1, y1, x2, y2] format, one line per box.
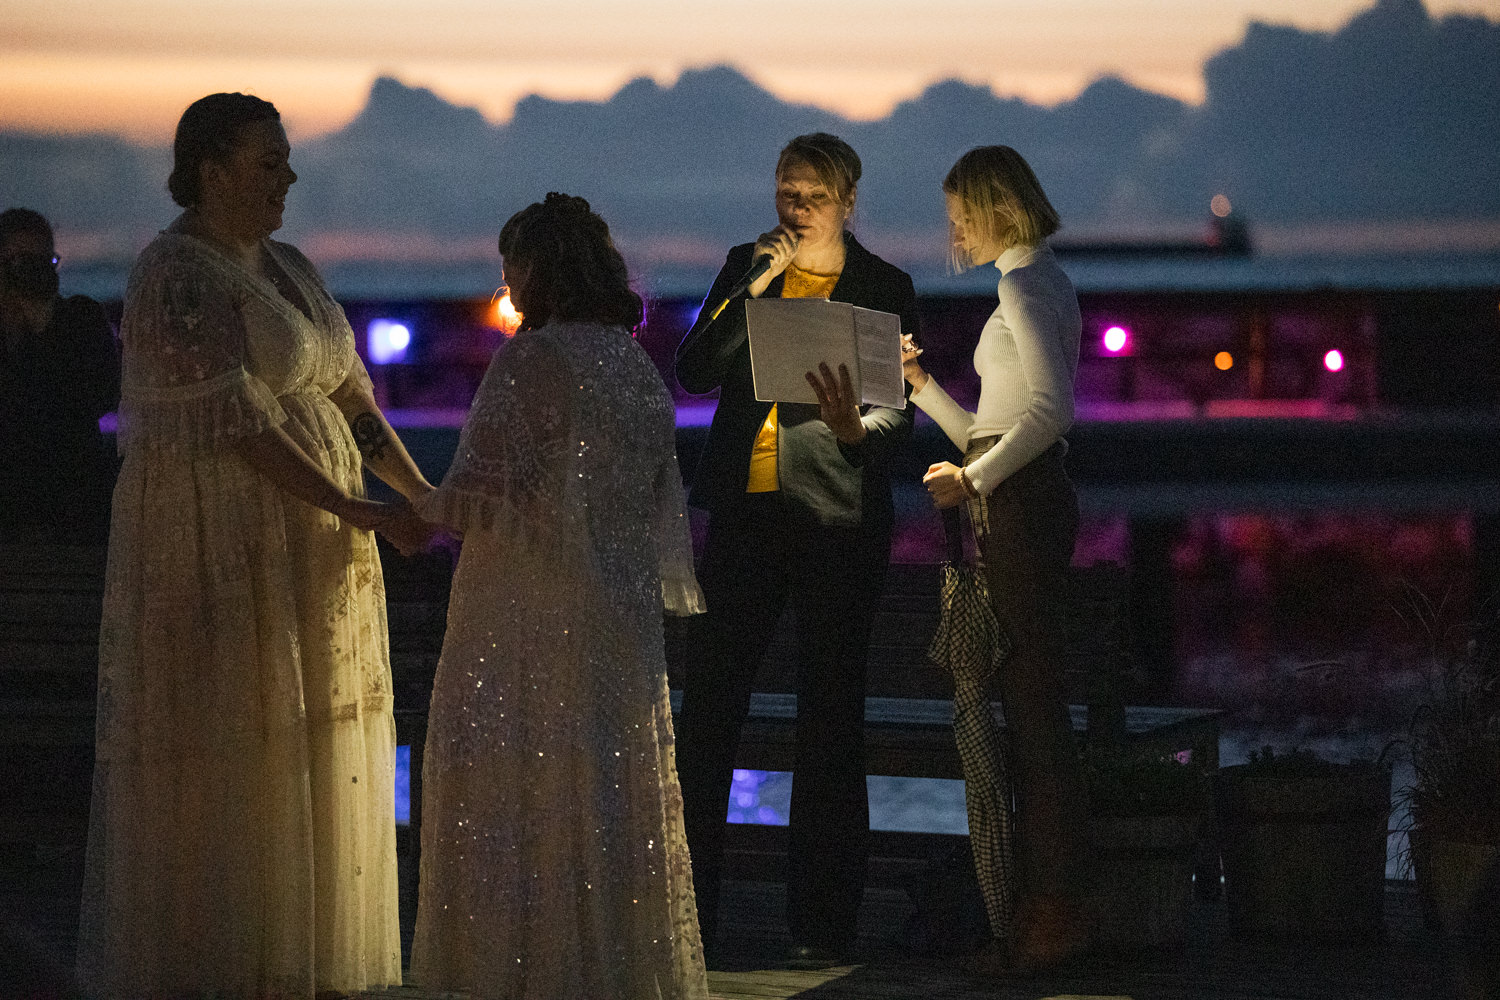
[744, 298, 906, 409]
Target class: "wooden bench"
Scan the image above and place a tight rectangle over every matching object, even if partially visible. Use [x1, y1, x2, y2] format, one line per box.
[0, 545, 104, 846]
[662, 559, 1139, 724]
[387, 554, 1221, 872]
[690, 691, 1222, 886]
[667, 691, 1221, 781]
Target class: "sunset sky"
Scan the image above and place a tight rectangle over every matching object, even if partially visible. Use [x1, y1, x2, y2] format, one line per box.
[4, 0, 1496, 142]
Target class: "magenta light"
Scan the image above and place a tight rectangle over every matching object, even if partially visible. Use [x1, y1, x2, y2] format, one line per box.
[1324, 349, 1345, 372]
[1102, 325, 1129, 354]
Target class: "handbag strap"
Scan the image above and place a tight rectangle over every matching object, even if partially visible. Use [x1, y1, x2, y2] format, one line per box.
[941, 505, 965, 564]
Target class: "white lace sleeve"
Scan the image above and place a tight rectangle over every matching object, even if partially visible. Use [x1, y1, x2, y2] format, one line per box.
[654, 442, 704, 616]
[116, 237, 285, 455]
[415, 332, 572, 539]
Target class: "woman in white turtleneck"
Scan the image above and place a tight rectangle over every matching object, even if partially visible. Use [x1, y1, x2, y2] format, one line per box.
[901, 145, 1090, 974]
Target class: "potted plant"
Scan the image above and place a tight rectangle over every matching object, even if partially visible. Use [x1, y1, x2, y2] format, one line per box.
[1397, 597, 1499, 993]
[1085, 748, 1207, 950]
[1216, 745, 1391, 942]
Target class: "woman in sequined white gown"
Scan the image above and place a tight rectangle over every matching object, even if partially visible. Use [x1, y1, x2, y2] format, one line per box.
[410, 194, 709, 999]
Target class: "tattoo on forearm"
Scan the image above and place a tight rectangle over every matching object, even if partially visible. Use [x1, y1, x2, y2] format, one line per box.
[351, 412, 390, 461]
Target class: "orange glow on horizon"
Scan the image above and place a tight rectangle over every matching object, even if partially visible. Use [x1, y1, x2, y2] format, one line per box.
[14, 1, 1494, 142]
[0, 56, 1180, 143]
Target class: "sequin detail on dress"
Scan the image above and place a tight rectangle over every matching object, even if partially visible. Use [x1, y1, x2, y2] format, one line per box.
[411, 322, 707, 999]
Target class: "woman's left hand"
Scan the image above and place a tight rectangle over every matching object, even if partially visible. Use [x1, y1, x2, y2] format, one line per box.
[923, 461, 969, 509]
[805, 362, 867, 445]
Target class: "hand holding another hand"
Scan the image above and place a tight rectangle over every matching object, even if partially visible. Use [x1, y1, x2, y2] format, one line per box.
[331, 495, 437, 555]
[379, 505, 441, 557]
[332, 494, 404, 533]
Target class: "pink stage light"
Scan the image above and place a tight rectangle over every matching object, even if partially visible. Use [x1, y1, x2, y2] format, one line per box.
[1324, 349, 1345, 372]
[1102, 325, 1130, 354]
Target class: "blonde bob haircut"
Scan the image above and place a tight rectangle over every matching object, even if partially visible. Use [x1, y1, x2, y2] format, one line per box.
[943, 145, 1060, 271]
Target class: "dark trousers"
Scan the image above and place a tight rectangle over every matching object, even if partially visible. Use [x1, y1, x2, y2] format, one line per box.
[676, 493, 888, 949]
[966, 438, 1090, 903]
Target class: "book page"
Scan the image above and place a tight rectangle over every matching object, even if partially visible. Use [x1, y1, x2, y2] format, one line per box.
[851, 305, 906, 409]
[745, 298, 857, 404]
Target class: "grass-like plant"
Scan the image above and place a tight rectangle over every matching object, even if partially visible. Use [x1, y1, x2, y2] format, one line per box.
[1395, 588, 1500, 847]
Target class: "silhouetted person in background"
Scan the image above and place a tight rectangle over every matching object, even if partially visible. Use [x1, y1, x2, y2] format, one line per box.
[0, 208, 119, 544]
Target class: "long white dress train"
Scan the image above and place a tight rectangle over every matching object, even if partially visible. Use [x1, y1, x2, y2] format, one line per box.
[410, 321, 709, 1000]
[78, 231, 401, 998]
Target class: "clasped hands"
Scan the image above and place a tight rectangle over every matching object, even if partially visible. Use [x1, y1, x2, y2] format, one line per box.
[332, 490, 441, 556]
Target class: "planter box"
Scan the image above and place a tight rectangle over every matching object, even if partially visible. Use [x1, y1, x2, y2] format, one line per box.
[1217, 763, 1391, 942]
[1412, 835, 1500, 941]
[1088, 813, 1203, 949]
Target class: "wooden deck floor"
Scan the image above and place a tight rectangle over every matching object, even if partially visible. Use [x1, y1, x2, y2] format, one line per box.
[360, 879, 1465, 1000]
[4, 841, 1484, 1000]
[692, 883, 1450, 1000]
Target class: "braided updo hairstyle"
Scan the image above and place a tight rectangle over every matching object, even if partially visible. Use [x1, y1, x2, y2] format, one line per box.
[497, 193, 643, 333]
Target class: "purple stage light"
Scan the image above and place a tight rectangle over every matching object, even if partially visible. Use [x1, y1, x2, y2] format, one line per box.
[368, 319, 412, 364]
[1324, 349, 1345, 372]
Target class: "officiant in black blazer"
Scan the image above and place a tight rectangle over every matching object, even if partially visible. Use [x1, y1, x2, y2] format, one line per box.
[673, 132, 919, 968]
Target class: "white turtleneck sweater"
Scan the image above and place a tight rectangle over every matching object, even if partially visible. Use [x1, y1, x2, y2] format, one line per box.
[911, 242, 1081, 495]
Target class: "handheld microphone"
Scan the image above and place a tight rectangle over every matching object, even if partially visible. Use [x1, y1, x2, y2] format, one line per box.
[740, 252, 776, 289]
[706, 236, 801, 322]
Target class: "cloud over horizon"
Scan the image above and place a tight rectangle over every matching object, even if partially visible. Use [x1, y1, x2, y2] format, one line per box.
[2, 0, 1496, 279]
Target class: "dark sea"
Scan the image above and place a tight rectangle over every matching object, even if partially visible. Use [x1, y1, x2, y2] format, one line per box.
[60, 249, 1500, 303]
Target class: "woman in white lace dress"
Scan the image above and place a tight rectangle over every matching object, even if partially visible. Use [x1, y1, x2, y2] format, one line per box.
[78, 93, 431, 998]
[410, 193, 708, 999]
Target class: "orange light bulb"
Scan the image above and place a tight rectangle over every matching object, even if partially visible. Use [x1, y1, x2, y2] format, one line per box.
[494, 292, 522, 336]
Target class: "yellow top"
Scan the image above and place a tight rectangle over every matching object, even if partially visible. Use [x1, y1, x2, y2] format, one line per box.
[745, 263, 842, 493]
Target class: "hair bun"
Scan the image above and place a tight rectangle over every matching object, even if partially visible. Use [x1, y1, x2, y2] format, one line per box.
[543, 191, 590, 215]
